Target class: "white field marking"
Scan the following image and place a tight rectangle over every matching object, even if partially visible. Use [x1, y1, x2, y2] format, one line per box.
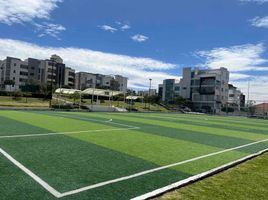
[131, 147, 268, 200]
[57, 138, 268, 198]
[0, 148, 61, 198]
[50, 113, 139, 129]
[148, 115, 265, 131]
[0, 127, 140, 139]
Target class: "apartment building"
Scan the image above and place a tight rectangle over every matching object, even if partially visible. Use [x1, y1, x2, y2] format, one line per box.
[228, 84, 245, 110]
[137, 89, 157, 97]
[159, 67, 230, 113]
[75, 72, 128, 92]
[181, 67, 229, 113]
[160, 79, 181, 102]
[0, 55, 75, 91]
[0, 57, 32, 91]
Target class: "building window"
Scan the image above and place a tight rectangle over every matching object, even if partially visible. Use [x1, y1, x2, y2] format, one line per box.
[13, 70, 16, 73]
[20, 65, 28, 69]
[20, 71, 28, 76]
[14, 63, 16, 66]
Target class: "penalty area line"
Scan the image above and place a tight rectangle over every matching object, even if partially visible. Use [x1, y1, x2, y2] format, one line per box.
[0, 148, 61, 198]
[58, 138, 268, 198]
[0, 127, 140, 139]
[1, 134, 267, 198]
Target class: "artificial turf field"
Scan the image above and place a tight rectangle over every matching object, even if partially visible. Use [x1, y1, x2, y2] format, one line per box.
[0, 111, 267, 200]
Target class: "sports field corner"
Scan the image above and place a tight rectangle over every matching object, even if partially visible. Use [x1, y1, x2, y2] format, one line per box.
[0, 110, 267, 200]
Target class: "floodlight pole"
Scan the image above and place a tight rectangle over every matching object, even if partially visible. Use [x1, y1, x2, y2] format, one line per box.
[108, 74, 116, 107]
[49, 58, 56, 108]
[247, 80, 250, 105]
[79, 81, 82, 110]
[149, 78, 152, 110]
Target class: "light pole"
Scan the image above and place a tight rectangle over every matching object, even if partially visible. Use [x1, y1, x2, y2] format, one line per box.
[49, 58, 56, 108]
[149, 78, 152, 110]
[108, 74, 116, 107]
[79, 77, 82, 110]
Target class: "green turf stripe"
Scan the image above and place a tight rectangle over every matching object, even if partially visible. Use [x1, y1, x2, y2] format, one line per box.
[0, 113, 190, 194]
[0, 155, 56, 200]
[48, 112, 257, 151]
[143, 114, 268, 133]
[0, 116, 48, 136]
[0, 134, 190, 193]
[162, 113, 268, 128]
[93, 113, 267, 141]
[127, 115, 268, 135]
[62, 112, 267, 142]
[0, 111, 120, 133]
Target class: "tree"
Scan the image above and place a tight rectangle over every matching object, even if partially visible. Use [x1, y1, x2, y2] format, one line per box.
[144, 95, 161, 104]
[174, 96, 193, 109]
[12, 91, 23, 101]
[23, 92, 32, 103]
[70, 92, 80, 104]
[4, 80, 15, 92]
[247, 100, 256, 116]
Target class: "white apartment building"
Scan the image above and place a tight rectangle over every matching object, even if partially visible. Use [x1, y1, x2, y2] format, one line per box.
[160, 79, 181, 102]
[75, 72, 128, 92]
[159, 67, 230, 113]
[181, 67, 229, 113]
[137, 89, 157, 97]
[0, 55, 75, 92]
[228, 84, 244, 110]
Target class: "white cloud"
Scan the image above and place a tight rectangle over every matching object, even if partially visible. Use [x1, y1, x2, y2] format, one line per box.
[196, 43, 268, 100]
[239, 0, 268, 3]
[98, 25, 117, 33]
[34, 23, 66, 38]
[230, 73, 251, 81]
[0, 38, 178, 89]
[131, 34, 149, 43]
[121, 24, 131, 31]
[232, 76, 268, 101]
[0, 0, 63, 25]
[195, 43, 268, 72]
[250, 16, 268, 28]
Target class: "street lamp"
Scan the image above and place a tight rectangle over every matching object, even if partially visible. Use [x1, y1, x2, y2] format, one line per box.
[149, 78, 152, 110]
[49, 58, 57, 108]
[108, 74, 116, 107]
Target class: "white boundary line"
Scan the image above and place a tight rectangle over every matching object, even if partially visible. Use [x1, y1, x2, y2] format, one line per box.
[132, 147, 268, 200]
[0, 127, 267, 198]
[51, 113, 139, 129]
[0, 127, 139, 139]
[58, 138, 268, 197]
[0, 114, 140, 139]
[0, 148, 62, 198]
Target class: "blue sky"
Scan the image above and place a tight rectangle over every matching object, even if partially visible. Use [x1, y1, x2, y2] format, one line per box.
[0, 0, 268, 100]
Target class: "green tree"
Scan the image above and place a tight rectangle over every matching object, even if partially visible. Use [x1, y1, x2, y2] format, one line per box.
[4, 80, 15, 92]
[70, 92, 80, 104]
[174, 96, 193, 109]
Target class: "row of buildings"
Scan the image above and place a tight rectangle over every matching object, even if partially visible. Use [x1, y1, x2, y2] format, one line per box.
[159, 67, 245, 113]
[0, 55, 128, 93]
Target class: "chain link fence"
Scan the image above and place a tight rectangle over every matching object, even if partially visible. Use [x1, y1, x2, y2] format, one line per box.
[220, 100, 268, 119]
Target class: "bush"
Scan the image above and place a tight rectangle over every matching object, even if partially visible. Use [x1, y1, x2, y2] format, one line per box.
[221, 107, 235, 112]
[12, 91, 23, 101]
